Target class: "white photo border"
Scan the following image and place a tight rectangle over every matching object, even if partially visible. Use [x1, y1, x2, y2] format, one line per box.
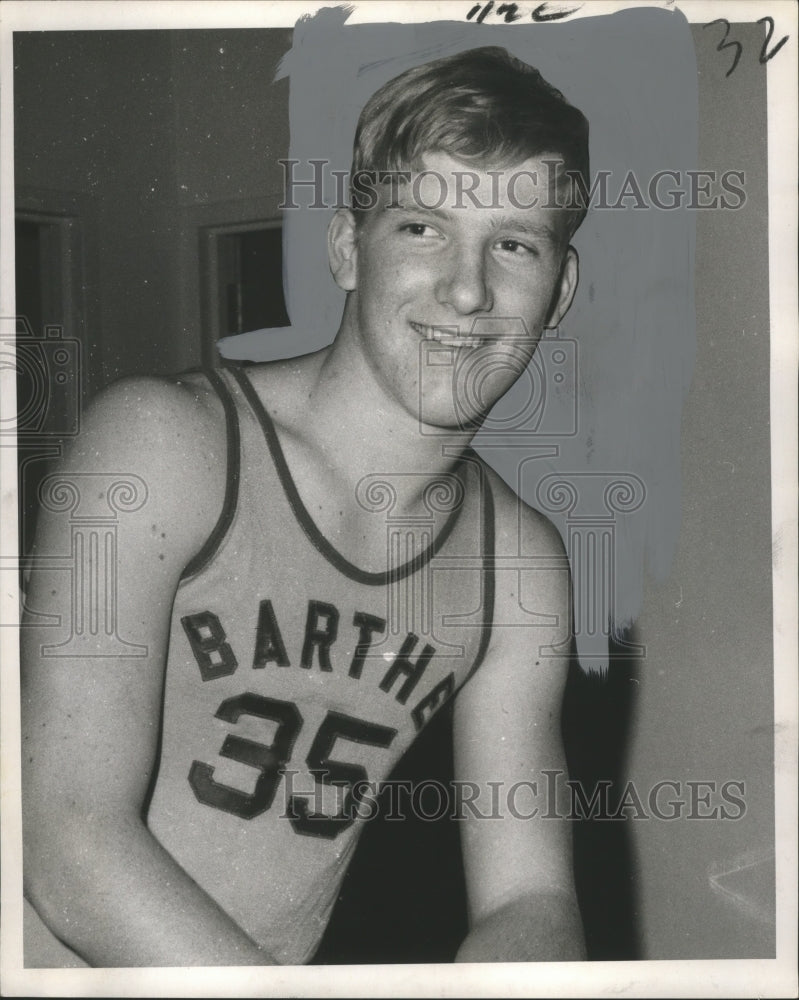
[1, 2, 796, 997]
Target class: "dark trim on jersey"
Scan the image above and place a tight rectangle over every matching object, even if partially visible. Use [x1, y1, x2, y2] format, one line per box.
[180, 368, 241, 581]
[227, 363, 471, 588]
[464, 461, 496, 684]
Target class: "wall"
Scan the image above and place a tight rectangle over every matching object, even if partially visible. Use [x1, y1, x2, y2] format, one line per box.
[14, 29, 291, 386]
[627, 22, 774, 958]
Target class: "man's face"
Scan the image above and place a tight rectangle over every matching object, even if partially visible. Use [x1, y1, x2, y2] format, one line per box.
[331, 151, 579, 429]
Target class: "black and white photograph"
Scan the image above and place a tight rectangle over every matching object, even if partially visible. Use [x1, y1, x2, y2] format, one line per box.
[0, 1, 796, 996]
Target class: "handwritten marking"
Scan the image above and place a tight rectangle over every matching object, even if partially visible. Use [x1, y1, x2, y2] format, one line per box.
[466, 1, 580, 23]
[756, 16, 789, 64]
[704, 17, 789, 78]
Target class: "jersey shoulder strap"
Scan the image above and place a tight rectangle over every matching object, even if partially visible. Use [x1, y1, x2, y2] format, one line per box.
[180, 367, 241, 580]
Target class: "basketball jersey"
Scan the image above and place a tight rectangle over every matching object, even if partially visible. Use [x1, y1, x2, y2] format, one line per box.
[27, 364, 497, 967]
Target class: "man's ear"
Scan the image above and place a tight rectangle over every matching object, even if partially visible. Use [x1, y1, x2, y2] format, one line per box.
[545, 246, 579, 329]
[328, 209, 359, 291]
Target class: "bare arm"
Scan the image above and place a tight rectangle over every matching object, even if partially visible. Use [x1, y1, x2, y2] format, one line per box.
[21, 376, 274, 967]
[454, 486, 585, 963]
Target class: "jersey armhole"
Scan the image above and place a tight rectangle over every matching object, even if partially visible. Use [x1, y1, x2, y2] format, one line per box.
[463, 457, 496, 685]
[179, 367, 240, 580]
[412, 457, 495, 727]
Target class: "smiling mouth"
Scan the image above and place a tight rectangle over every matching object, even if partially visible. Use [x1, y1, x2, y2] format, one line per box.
[409, 321, 484, 348]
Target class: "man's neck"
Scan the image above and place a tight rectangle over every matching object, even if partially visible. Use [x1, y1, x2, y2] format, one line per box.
[305, 338, 476, 497]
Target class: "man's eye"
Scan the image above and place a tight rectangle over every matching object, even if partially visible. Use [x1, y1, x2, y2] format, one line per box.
[401, 222, 437, 237]
[497, 238, 535, 255]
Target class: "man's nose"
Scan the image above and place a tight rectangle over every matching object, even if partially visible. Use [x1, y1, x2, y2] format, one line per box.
[434, 244, 492, 315]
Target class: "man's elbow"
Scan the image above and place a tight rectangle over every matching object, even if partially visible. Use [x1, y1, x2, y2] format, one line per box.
[455, 890, 586, 963]
[22, 796, 136, 942]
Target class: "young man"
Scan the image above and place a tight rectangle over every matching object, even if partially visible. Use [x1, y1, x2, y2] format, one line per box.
[21, 46, 589, 966]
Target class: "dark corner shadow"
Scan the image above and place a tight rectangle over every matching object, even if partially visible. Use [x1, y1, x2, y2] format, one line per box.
[313, 632, 643, 965]
[562, 630, 643, 960]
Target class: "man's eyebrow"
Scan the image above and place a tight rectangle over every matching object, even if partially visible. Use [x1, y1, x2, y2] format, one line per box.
[385, 203, 452, 220]
[488, 215, 559, 242]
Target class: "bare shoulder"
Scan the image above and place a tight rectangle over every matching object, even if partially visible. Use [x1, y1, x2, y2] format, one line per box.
[475, 460, 571, 667]
[79, 371, 226, 457]
[455, 459, 573, 761]
[480, 461, 568, 561]
[39, 371, 228, 559]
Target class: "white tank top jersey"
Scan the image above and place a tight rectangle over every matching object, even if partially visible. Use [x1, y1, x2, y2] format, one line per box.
[27, 364, 497, 967]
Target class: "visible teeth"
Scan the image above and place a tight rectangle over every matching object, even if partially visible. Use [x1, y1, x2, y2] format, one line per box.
[412, 322, 482, 347]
